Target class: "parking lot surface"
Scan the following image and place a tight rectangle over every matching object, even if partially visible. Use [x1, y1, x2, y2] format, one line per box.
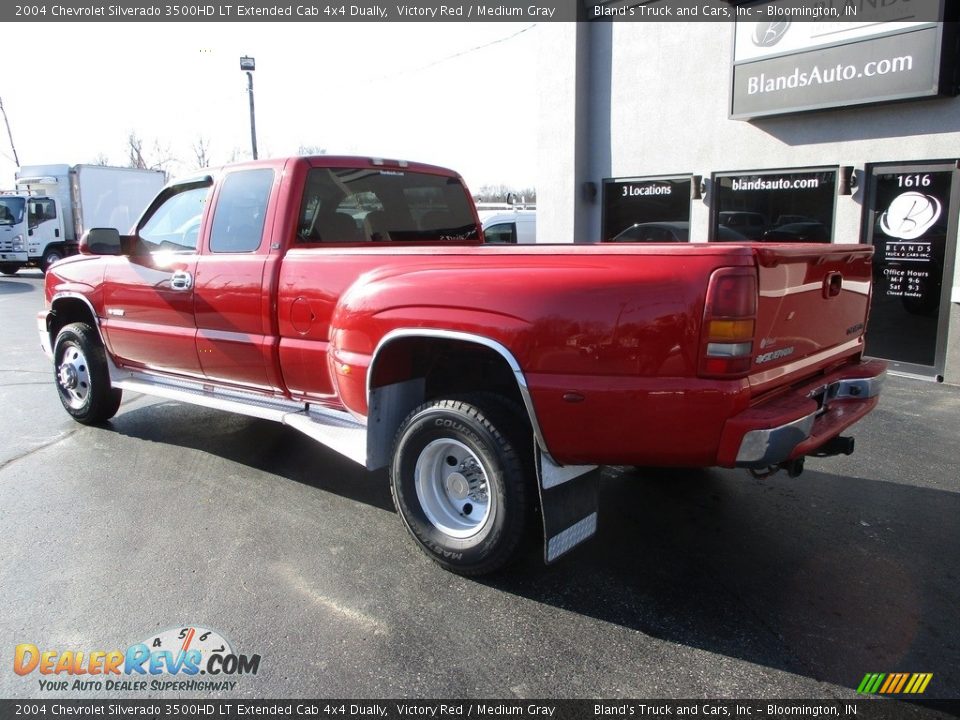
[1, 269, 958, 708]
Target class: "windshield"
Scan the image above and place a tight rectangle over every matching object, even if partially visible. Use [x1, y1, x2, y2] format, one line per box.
[0, 197, 25, 226]
[297, 168, 479, 244]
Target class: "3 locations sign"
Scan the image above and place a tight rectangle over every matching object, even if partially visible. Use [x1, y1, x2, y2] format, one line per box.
[602, 176, 693, 242]
[731, 0, 956, 119]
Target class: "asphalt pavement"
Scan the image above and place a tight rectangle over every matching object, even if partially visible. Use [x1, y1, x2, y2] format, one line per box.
[1, 269, 958, 710]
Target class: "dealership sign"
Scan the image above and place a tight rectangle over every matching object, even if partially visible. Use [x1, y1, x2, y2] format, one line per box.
[730, 0, 956, 119]
[863, 161, 959, 378]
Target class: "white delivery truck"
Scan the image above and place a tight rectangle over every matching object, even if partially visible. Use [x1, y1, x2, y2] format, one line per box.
[0, 164, 165, 274]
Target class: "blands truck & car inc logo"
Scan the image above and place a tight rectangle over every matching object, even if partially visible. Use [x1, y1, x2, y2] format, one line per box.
[13, 626, 261, 692]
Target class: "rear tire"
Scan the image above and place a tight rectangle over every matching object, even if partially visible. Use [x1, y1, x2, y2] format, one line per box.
[390, 394, 531, 576]
[53, 322, 122, 424]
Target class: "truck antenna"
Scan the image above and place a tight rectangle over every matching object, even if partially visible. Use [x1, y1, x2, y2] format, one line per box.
[0, 97, 21, 168]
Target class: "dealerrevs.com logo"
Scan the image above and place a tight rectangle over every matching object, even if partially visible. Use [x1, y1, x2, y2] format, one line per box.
[13, 626, 261, 692]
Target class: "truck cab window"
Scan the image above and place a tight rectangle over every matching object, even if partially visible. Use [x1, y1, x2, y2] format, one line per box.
[210, 169, 274, 253]
[297, 167, 478, 244]
[28, 199, 56, 229]
[0, 197, 25, 226]
[138, 185, 211, 253]
[484, 222, 517, 244]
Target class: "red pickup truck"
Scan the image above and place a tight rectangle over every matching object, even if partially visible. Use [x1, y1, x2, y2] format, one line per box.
[38, 156, 885, 575]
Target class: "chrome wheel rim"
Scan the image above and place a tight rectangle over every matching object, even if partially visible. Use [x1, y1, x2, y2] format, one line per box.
[57, 344, 91, 409]
[414, 439, 492, 538]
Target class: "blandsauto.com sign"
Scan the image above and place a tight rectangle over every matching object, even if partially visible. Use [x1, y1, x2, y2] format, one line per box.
[730, 0, 954, 119]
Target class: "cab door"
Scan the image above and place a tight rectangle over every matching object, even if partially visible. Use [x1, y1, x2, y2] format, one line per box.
[101, 181, 211, 376]
[26, 197, 65, 262]
[193, 167, 280, 391]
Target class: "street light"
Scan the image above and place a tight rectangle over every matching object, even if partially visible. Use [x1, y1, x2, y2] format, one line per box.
[240, 55, 258, 160]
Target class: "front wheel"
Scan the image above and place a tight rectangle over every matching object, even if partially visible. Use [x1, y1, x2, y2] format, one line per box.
[41, 248, 63, 273]
[0, 263, 21, 275]
[390, 395, 531, 576]
[53, 322, 122, 424]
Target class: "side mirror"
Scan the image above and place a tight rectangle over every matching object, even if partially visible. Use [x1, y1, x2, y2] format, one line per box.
[80, 228, 123, 256]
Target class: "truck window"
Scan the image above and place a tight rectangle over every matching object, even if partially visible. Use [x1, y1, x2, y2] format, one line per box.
[28, 198, 56, 229]
[484, 222, 517, 244]
[209, 169, 274, 253]
[0, 197, 25, 226]
[138, 184, 211, 253]
[297, 168, 478, 244]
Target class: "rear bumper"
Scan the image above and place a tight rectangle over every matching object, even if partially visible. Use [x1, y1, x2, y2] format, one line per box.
[718, 359, 887, 468]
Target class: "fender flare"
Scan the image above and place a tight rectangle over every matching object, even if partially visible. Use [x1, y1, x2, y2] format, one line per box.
[366, 327, 552, 460]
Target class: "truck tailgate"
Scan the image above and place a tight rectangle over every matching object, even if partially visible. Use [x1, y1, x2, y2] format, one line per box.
[750, 244, 874, 393]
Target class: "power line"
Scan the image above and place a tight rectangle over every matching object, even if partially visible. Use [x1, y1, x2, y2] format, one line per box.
[370, 24, 538, 83]
[0, 97, 20, 167]
[414, 23, 537, 72]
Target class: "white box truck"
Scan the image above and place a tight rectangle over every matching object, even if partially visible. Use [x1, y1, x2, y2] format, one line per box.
[0, 164, 165, 274]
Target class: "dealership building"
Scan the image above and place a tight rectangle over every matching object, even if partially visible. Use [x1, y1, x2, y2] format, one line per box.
[537, 3, 960, 383]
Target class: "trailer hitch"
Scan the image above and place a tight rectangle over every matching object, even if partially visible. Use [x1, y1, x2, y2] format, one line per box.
[811, 435, 855, 457]
[748, 435, 855, 480]
[749, 457, 804, 479]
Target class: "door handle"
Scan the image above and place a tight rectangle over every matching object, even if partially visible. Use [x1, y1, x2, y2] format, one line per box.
[170, 270, 193, 291]
[823, 271, 842, 298]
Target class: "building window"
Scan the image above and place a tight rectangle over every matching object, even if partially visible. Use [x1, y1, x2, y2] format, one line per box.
[602, 176, 692, 242]
[711, 168, 838, 242]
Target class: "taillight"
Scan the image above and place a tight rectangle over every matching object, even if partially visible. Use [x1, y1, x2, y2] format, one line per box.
[700, 267, 757, 378]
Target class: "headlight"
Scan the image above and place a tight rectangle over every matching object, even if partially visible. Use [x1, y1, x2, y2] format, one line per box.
[12, 235, 23, 251]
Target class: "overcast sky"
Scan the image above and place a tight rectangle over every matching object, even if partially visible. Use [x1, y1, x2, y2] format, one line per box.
[0, 22, 540, 191]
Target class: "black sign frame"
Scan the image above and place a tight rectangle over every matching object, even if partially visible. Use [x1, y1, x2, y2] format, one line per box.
[861, 160, 960, 380]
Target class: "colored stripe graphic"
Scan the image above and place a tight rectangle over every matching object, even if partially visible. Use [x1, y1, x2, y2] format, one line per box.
[893, 673, 909, 693]
[857, 673, 884, 694]
[858, 672, 932, 694]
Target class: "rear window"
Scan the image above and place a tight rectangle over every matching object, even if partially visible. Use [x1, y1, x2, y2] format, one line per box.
[297, 167, 479, 244]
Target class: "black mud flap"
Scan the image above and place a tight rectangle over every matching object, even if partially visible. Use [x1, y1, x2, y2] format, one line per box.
[536, 451, 601, 563]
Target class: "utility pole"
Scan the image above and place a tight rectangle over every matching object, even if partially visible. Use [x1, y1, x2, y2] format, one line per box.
[239, 56, 258, 160]
[0, 97, 20, 167]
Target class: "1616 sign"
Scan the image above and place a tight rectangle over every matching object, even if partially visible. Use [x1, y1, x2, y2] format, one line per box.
[864, 162, 958, 378]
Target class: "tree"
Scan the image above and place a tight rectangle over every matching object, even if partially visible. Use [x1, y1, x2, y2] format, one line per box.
[127, 131, 177, 179]
[192, 136, 212, 169]
[297, 144, 326, 156]
[92, 153, 111, 166]
[127, 132, 146, 169]
[474, 184, 536, 205]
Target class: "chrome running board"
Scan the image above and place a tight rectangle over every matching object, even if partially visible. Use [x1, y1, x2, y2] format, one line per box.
[110, 367, 368, 465]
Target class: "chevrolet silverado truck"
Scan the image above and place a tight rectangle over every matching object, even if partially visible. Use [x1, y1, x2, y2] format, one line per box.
[38, 156, 886, 575]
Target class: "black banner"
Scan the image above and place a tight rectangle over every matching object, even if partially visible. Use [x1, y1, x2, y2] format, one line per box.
[1, 699, 959, 719]
[0, 0, 953, 24]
